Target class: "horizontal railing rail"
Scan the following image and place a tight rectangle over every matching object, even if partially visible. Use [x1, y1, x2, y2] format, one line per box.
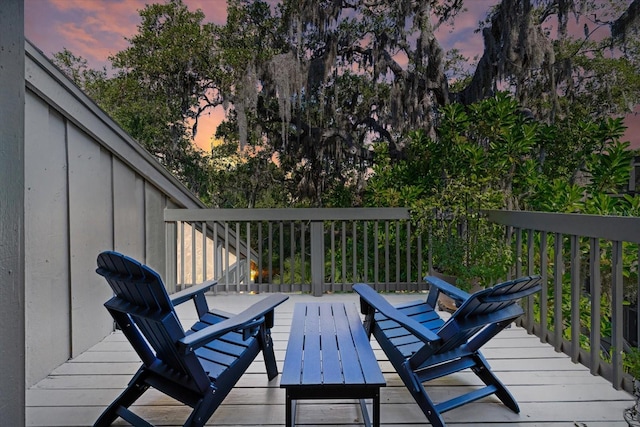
[485, 209, 640, 392]
[164, 208, 428, 296]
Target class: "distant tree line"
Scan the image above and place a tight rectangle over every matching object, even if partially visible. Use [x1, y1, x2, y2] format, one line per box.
[53, 0, 640, 207]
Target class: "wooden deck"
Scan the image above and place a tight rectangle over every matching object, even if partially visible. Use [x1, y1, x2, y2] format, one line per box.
[27, 292, 634, 426]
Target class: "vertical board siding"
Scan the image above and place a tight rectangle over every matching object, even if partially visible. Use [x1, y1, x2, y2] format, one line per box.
[113, 158, 145, 260]
[67, 125, 115, 358]
[24, 95, 71, 386]
[145, 183, 167, 275]
[23, 42, 206, 387]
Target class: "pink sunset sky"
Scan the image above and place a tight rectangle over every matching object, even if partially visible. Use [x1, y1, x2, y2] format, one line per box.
[24, 0, 640, 150]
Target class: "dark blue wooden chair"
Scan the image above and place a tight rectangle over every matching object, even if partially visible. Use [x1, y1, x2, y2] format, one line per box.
[353, 275, 542, 427]
[94, 251, 288, 427]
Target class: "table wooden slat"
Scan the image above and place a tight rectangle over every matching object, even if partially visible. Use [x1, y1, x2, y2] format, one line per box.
[281, 302, 385, 388]
[333, 302, 367, 385]
[345, 302, 386, 385]
[301, 303, 322, 385]
[280, 304, 306, 386]
[319, 303, 343, 384]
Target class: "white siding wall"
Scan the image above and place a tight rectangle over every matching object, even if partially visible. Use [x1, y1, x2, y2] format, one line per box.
[23, 41, 205, 386]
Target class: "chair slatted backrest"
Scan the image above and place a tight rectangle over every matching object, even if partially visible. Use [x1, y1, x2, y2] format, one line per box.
[436, 276, 542, 354]
[97, 251, 209, 393]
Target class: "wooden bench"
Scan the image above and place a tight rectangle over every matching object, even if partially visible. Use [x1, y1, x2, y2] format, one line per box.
[280, 302, 385, 427]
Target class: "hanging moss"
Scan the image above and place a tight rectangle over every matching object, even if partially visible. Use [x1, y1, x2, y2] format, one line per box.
[267, 52, 307, 148]
[612, 0, 640, 44]
[236, 62, 258, 149]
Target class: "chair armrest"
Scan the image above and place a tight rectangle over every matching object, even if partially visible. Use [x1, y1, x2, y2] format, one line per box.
[178, 294, 289, 352]
[353, 284, 440, 343]
[170, 279, 217, 306]
[424, 275, 471, 304]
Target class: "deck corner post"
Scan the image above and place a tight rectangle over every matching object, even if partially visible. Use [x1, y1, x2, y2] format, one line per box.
[0, 0, 26, 423]
[310, 221, 324, 296]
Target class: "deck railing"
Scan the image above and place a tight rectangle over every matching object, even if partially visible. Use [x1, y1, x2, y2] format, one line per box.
[164, 208, 428, 296]
[486, 209, 640, 392]
[165, 207, 640, 392]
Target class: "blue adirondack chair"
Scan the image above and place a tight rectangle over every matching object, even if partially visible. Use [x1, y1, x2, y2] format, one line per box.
[353, 275, 542, 427]
[94, 251, 288, 427]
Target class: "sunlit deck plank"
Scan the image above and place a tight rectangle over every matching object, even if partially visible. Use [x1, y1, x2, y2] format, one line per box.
[27, 292, 634, 426]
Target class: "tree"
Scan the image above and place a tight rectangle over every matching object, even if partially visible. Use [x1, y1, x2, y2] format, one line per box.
[52, 48, 108, 101]
[53, 0, 640, 207]
[54, 0, 217, 198]
[209, 117, 289, 209]
[108, 0, 220, 196]
[211, 0, 640, 206]
[364, 92, 639, 290]
[436, 1, 640, 125]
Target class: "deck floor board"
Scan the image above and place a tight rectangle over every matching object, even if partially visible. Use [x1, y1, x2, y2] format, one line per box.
[27, 292, 634, 426]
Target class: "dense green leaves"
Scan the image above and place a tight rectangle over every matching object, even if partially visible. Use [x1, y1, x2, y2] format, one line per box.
[365, 92, 639, 289]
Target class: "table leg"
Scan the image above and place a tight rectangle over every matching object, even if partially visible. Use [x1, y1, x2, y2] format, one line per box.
[285, 391, 297, 427]
[359, 394, 381, 427]
[359, 399, 371, 427]
[373, 390, 380, 427]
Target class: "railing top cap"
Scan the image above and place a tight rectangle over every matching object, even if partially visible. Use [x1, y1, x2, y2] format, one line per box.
[484, 209, 640, 244]
[165, 208, 411, 222]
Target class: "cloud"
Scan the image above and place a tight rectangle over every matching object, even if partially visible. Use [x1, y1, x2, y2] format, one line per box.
[32, 0, 231, 68]
[49, 0, 106, 13]
[54, 22, 118, 64]
[27, 0, 147, 68]
[56, 22, 100, 46]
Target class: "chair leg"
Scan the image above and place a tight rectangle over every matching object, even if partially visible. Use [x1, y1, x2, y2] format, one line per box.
[471, 352, 520, 413]
[93, 369, 149, 427]
[397, 363, 447, 427]
[184, 387, 220, 427]
[258, 326, 279, 380]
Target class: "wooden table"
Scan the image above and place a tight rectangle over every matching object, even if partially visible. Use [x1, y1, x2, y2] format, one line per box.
[280, 302, 386, 427]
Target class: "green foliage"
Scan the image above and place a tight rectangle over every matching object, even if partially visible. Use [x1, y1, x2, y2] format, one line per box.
[551, 35, 640, 121]
[625, 347, 640, 380]
[104, 0, 217, 196]
[272, 254, 310, 285]
[366, 94, 540, 290]
[501, 112, 639, 370]
[208, 139, 288, 208]
[322, 219, 423, 286]
[366, 91, 639, 302]
[52, 48, 108, 100]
